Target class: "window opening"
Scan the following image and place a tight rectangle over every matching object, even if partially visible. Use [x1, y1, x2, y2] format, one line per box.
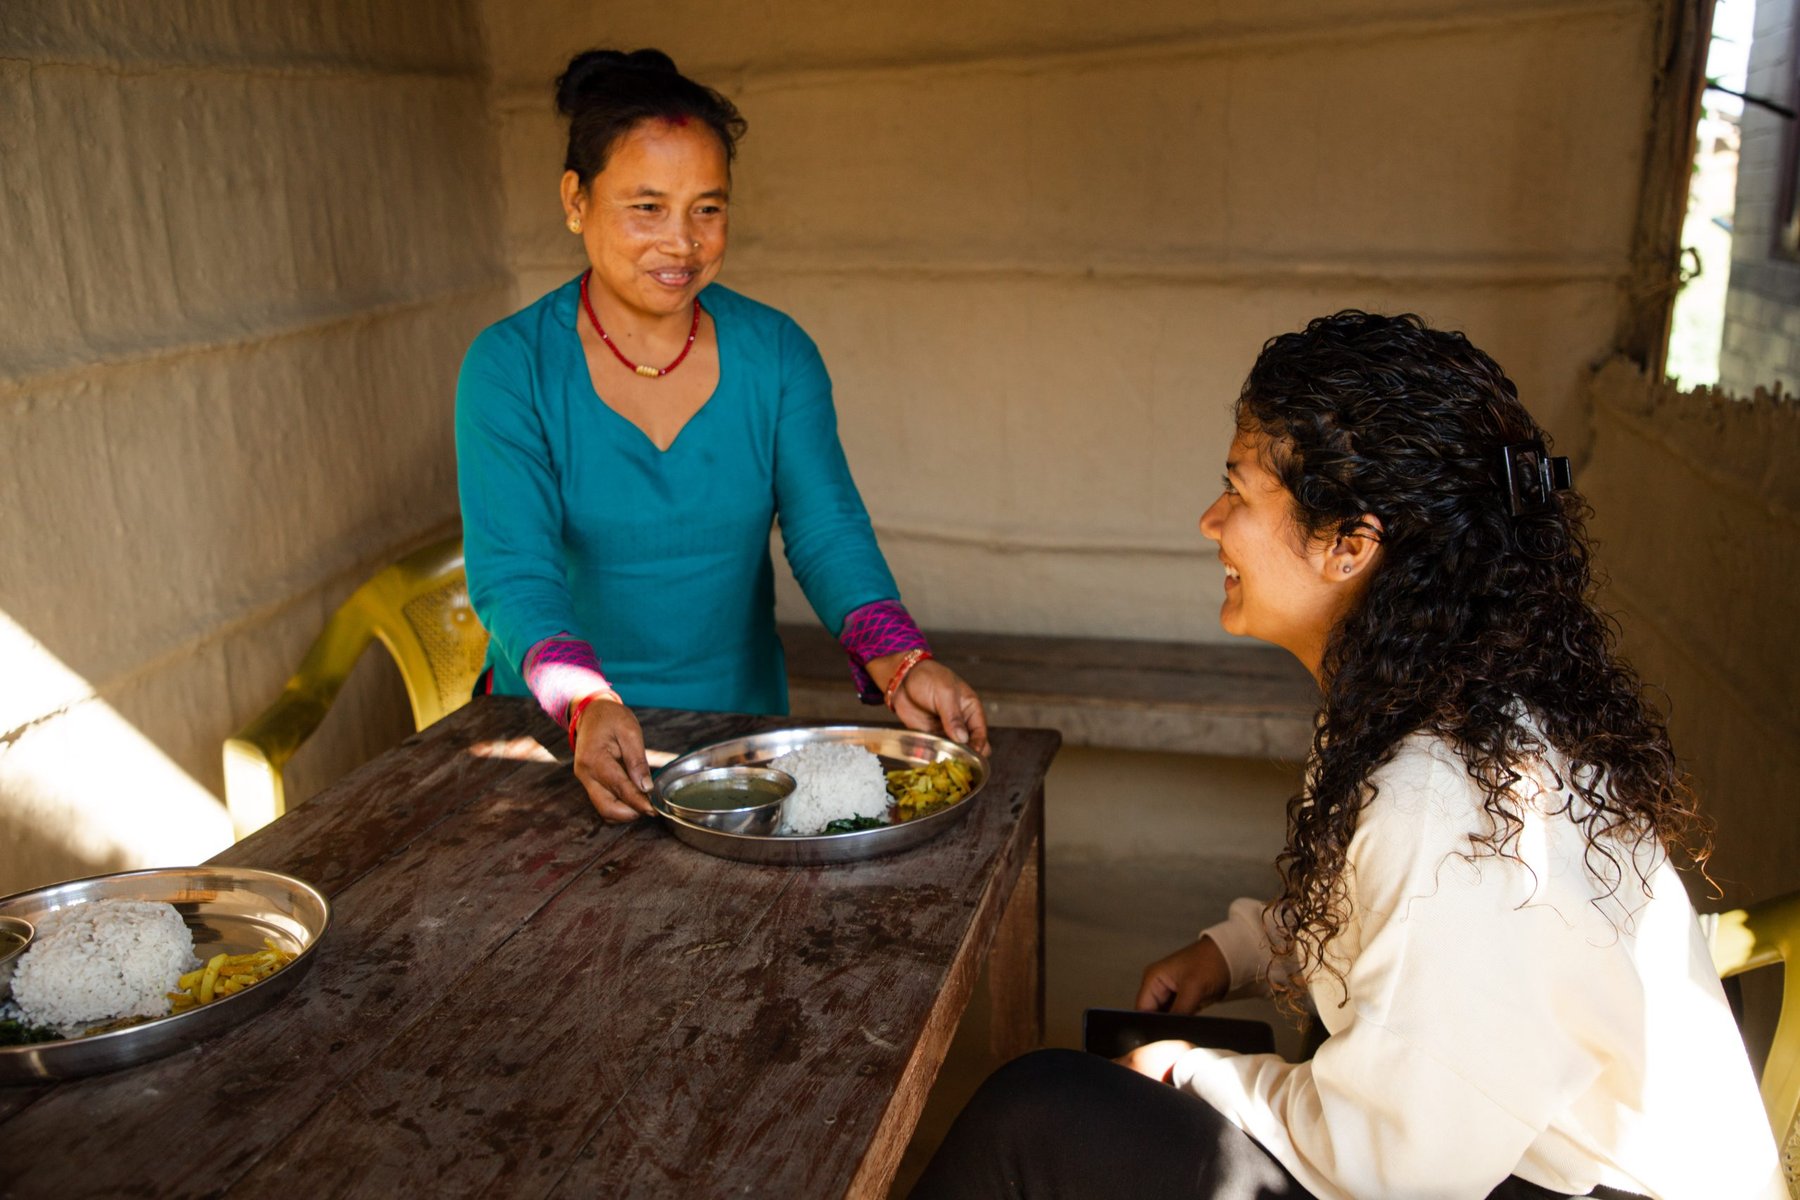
[1667, 0, 1754, 390]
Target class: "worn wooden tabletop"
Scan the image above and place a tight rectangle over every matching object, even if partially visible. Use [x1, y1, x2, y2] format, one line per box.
[0, 697, 1060, 1199]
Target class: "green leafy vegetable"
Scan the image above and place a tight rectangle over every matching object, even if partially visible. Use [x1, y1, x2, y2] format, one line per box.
[822, 816, 887, 834]
[0, 1018, 60, 1046]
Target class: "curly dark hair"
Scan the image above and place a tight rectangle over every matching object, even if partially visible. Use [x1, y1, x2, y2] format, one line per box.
[1235, 311, 1710, 1012]
[555, 48, 748, 185]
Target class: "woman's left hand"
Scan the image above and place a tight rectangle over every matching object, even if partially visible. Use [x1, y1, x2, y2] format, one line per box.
[889, 659, 990, 755]
[1116, 1038, 1196, 1084]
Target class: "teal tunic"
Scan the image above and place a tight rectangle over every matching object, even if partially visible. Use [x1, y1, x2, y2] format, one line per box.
[455, 277, 899, 715]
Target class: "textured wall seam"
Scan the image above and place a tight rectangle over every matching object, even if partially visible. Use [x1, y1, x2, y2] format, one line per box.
[9, 519, 464, 727]
[0, 53, 485, 84]
[0, 277, 513, 401]
[490, 0, 1646, 103]
[0, 704, 78, 752]
[505, 254, 1634, 290]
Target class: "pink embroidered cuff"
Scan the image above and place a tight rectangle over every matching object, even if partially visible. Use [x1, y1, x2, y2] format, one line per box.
[838, 600, 930, 704]
[522, 634, 617, 735]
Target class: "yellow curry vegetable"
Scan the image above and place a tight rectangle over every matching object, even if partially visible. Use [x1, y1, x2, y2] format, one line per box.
[885, 758, 975, 822]
[167, 940, 296, 1014]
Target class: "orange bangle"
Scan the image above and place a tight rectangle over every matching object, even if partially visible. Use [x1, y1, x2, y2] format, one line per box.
[883, 648, 933, 711]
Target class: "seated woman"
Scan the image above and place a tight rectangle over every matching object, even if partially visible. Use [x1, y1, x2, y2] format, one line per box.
[457, 49, 987, 820]
[912, 313, 1783, 1199]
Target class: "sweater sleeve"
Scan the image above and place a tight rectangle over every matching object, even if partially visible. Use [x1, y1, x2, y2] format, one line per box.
[838, 598, 930, 703]
[521, 635, 616, 734]
[455, 324, 583, 678]
[768, 319, 902, 636]
[1200, 897, 1293, 1002]
[1168, 747, 1597, 1200]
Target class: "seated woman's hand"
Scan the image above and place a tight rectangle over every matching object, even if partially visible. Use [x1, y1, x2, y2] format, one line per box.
[572, 693, 655, 823]
[1116, 1038, 1198, 1084]
[889, 659, 991, 755]
[1135, 936, 1230, 1014]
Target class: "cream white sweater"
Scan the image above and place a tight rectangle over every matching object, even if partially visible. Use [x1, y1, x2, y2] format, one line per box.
[1179, 729, 1784, 1200]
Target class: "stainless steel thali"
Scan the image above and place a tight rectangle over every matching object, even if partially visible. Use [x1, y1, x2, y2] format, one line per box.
[651, 726, 988, 866]
[0, 866, 330, 1083]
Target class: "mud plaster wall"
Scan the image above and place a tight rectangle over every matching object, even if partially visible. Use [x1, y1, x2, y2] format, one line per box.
[483, 0, 1662, 643]
[1586, 358, 1800, 906]
[0, 3, 513, 893]
[480, 0, 1671, 1060]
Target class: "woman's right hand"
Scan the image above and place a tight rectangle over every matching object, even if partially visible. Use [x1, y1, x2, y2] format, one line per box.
[1135, 936, 1230, 1014]
[572, 693, 655, 823]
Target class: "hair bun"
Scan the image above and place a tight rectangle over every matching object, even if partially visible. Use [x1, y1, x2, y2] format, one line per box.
[555, 48, 681, 116]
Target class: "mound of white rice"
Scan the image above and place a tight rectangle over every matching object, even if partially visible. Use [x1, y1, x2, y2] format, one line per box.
[11, 900, 196, 1033]
[770, 742, 890, 835]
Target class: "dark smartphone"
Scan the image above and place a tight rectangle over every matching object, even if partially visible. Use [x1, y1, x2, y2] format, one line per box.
[1082, 1007, 1276, 1059]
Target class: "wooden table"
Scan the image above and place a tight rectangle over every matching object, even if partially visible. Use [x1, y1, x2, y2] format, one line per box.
[0, 698, 1060, 1198]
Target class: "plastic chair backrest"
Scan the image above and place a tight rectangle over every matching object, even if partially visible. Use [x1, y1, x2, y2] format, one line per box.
[222, 535, 488, 838]
[1709, 890, 1800, 1194]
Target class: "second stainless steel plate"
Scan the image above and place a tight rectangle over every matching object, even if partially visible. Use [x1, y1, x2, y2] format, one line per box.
[0, 866, 330, 1084]
[651, 726, 987, 865]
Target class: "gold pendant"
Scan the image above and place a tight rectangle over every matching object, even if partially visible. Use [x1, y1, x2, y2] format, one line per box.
[635, 364, 660, 378]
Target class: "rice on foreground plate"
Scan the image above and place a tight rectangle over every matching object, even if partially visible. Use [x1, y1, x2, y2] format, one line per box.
[769, 742, 890, 835]
[10, 900, 196, 1033]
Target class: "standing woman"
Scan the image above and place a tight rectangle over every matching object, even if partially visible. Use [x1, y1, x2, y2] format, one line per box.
[911, 313, 1783, 1198]
[458, 49, 987, 821]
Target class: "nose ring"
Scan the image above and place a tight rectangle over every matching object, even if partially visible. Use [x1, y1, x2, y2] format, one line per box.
[691, 239, 701, 250]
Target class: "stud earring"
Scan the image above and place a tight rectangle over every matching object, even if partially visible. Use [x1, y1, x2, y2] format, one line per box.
[1342, 565, 1353, 574]
[568, 217, 582, 234]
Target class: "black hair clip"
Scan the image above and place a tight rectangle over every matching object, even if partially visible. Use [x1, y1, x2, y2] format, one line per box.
[1499, 441, 1572, 517]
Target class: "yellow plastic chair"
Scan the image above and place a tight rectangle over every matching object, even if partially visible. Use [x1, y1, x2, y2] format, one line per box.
[1707, 891, 1800, 1194]
[223, 535, 489, 839]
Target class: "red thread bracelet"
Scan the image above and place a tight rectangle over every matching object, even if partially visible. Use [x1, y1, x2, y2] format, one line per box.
[567, 690, 621, 752]
[883, 648, 933, 711]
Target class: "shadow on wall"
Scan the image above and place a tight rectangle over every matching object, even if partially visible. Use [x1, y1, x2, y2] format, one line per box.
[0, 815, 137, 890]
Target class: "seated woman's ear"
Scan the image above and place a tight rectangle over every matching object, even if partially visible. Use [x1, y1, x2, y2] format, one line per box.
[1323, 513, 1383, 583]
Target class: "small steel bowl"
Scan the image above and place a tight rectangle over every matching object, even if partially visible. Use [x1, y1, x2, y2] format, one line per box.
[661, 766, 794, 836]
[0, 915, 35, 1003]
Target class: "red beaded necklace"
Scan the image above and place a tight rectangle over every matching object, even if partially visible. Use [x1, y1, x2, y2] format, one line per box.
[579, 270, 701, 379]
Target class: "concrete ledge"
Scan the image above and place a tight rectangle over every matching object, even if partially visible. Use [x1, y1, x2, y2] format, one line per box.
[781, 624, 1317, 760]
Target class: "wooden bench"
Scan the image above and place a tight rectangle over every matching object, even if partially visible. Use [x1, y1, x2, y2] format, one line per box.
[781, 624, 1317, 761]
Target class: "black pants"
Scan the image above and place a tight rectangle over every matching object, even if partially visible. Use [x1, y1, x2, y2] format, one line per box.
[908, 1050, 1649, 1200]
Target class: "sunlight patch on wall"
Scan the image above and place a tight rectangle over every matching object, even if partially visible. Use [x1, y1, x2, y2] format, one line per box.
[0, 612, 89, 738]
[0, 611, 232, 893]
